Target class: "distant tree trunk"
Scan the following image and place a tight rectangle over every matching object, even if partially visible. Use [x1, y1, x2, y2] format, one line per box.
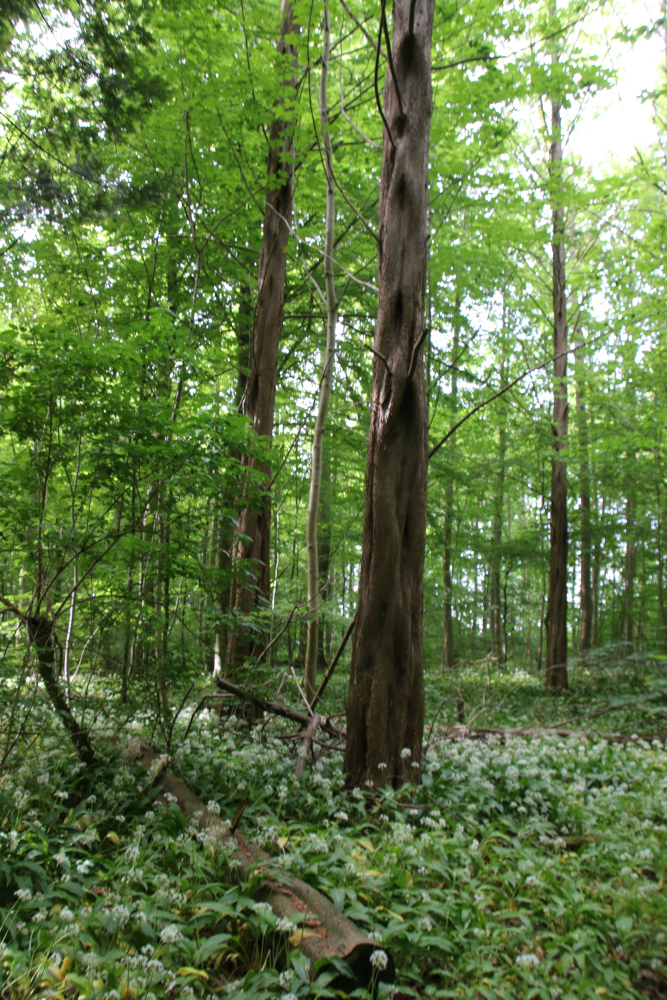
[623, 495, 636, 652]
[575, 338, 592, 654]
[592, 493, 603, 648]
[304, 2, 337, 702]
[657, 481, 667, 646]
[441, 293, 460, 671]
[490, 309, 508, 665]
[213, 288, 251, 677]
[227, 0, 298, 674]
[344, 0, 434, 790]
[545, 89, 569, 695]
[317, 450, 333, 669]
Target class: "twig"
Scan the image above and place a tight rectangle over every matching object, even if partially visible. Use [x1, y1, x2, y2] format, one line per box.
[290, 665, 314, 716]
[296, 713, 321, 778]
[364, 342, 391, 375]
[257, 604, 299, 662]
[214, 676, 343, 739]
[374, 3, 395, 150]
[310, 614, 356, 711]
[406, 326, 428, 381]
[426, 695, 453, 745]
[338, 0, 382, 54]
[166, 682, 195, 753]
[428, 333, 607, 461]
[183, 693, 229, 742]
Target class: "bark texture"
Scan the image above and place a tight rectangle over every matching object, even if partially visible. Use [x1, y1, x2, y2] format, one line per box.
[545, 94, 569, 694]
[27, 616, 96, 768]
[227, 0, 298, 673]
[304, 2, 337, 701]
[344, 0, 434, 789]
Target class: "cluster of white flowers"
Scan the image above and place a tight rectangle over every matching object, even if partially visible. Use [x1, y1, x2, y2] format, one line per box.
[276, 917, 297, 934]
[370, 948, 388, 970]
[516, 953, 539, 967]
[159, 923, 182, 944]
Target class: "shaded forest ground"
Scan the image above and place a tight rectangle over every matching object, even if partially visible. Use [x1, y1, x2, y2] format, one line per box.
[1, 652, 667, 1000]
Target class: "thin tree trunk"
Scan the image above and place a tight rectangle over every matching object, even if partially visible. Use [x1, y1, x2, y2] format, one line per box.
[545, 87, 569, 694]
[657, 481, 667, 646]
[623, 495, 636, 652]
[575, 338, 593, 653]
[490, 307, 508, 665]
[592, 493, 603, 648]
[345, 0, 434, 789]
[227, 0, 298, 674]
[215, 289, 252, 676]
[317, 450, 333, 669]
[304, 2, 337, 702]
[27, 616, 96, 768]
[441, 293, 459, 670]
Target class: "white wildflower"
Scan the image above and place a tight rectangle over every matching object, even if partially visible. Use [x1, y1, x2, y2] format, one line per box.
[516, 953, 539, 967]
[160, 923, 182, 944]
[370, 949, 389, 970]
[276, 917, 297, 933]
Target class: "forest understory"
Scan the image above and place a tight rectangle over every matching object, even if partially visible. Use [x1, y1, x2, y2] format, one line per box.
[2, 654, 667, 1000]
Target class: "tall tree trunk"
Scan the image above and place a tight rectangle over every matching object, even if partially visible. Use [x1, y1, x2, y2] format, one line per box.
[441, 293, 460, 670]
[344, 0, 434, 790]
[214, 288, 252, 677]
[304, 1, 337, 702]
[592, 493, 602, 648]
[227, 0, 298, 674]
[490, 307, 508, 665]
[545, 89, 569, 694]
[575, 338, 593, 654]
[657, 481, 667, 647]
[317, 450, 333, 669]
[27, 616, 96, 768]
[622, 495, 636, 652]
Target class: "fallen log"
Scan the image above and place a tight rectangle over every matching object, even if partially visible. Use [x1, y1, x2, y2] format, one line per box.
[125, 738, 393, 992]
[214, 676, 344, 741]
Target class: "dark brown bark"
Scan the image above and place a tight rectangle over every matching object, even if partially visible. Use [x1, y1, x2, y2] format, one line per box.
[575, 343, 593, 653]
[227, 1, 298, 674]
[545, 94, 569, 694]
[344, 0, 434, 790]
[441, 294, 460, 671]
[26, 616, 96, 768]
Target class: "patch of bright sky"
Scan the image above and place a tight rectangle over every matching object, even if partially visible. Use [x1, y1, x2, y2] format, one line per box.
[571, 0, 663, 169]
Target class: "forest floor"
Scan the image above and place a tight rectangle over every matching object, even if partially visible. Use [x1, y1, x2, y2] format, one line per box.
[1, 651, 667, 1000]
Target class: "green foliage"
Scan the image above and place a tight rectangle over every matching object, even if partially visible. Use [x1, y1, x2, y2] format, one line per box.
[2, 663, 667, 998]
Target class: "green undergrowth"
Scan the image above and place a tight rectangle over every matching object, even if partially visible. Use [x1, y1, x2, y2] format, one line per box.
[1, 661, 667, 1000]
